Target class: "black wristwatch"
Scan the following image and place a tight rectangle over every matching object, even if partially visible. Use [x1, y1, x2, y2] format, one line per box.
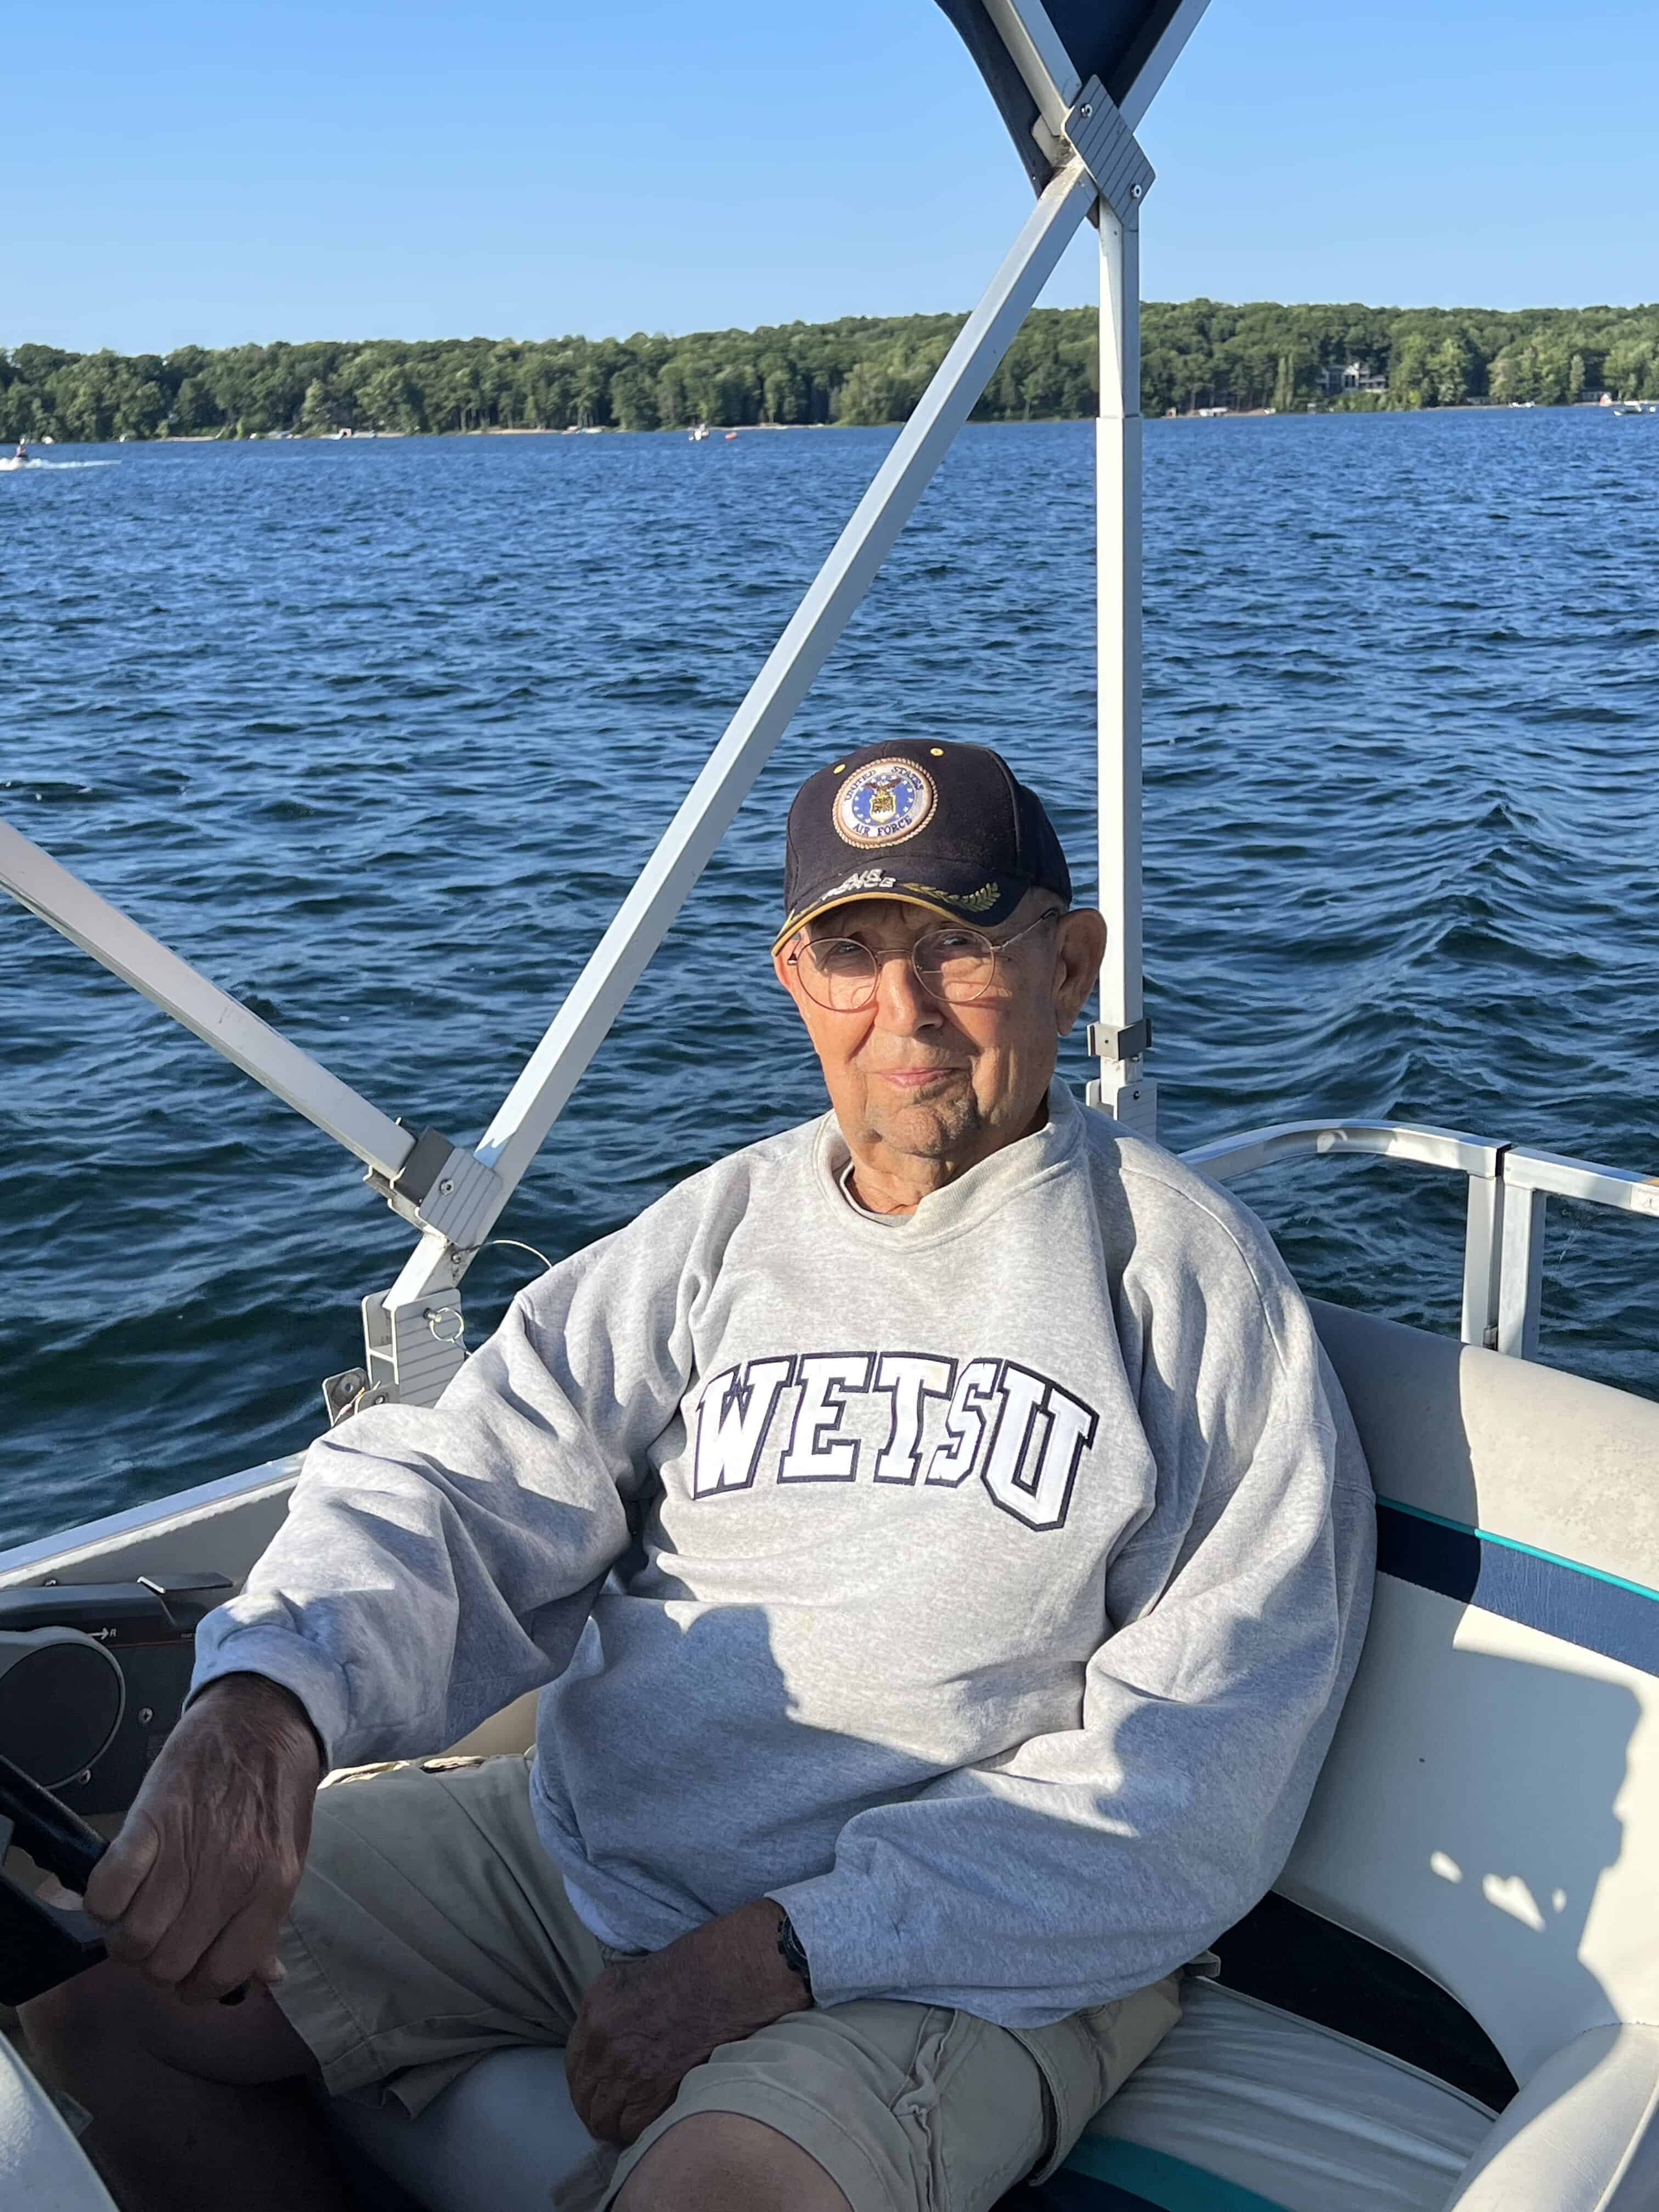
[776, 1906, 814, 2003]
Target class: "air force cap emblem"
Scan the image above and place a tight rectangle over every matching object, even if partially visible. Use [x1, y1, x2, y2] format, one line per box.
[833, 758, 936, 848]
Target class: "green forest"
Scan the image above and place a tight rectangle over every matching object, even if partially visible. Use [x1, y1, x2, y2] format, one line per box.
[4, 298, 1657, 443]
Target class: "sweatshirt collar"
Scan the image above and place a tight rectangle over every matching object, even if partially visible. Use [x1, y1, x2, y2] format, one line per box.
[816, 1077, 1085, 1245]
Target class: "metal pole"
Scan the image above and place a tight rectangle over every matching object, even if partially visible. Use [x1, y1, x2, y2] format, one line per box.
[1088, 199, 1154, 1137]
[470, 160, 1098, 1213]
[0, 816, 413, 1181]
[1496, 1187, 1547, 1360]
[1460, 1169, 1506, 1349]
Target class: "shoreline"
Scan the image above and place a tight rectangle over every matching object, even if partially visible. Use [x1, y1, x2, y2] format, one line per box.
[46, 398, 1622, 453]
[9, 302, 1653, 445]
[16, 396, 1632, 458]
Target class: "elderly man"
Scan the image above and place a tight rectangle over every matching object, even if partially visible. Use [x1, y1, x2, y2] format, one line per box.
[26, 739, 1374, 2212]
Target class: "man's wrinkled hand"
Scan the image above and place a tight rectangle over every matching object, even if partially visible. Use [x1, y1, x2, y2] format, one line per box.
[82, 1671, 324, 2005]
[566, 1897, 810, 2145]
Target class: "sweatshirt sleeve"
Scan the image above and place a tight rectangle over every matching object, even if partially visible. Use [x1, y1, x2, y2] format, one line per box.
[770, 1181, 1376, 2026]
[190, 1191, 708, 1769]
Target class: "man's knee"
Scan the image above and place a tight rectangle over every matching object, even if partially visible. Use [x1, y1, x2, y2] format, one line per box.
[21, 1959, 316, 2090]
[614, 2111, 851, 2212]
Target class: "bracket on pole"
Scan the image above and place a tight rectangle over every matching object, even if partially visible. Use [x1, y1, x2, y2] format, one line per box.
[1065, 80, 1155, 225]
[341, 1135, 506, 1414]
[365, 1125, 504, 1250]
[1088, 1015, 1152, 1064]
[326, 1226, 476, 1423]
[359, 1265, 469, 1412]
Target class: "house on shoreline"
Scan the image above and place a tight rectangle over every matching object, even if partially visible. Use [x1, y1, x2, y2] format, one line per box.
[1319, 358, 1389, 396]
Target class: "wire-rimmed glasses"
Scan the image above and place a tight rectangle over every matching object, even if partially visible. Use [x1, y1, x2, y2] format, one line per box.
[787, 908, 1062, 1012]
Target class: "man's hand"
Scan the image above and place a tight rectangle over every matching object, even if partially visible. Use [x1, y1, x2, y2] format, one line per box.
[566, 1897, 811, 2145]
[82, 1672, 324, 2005]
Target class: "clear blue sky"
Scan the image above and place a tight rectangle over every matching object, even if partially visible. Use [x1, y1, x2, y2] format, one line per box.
[6, 0, 1656, 354]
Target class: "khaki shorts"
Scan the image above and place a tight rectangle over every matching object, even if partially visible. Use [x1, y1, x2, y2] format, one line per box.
[276, 1754, 1180, 2212]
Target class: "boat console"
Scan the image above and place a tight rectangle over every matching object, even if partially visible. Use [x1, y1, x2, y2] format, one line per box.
[0, 1572, 231, 2006]
[0, 1573, 229, 1817]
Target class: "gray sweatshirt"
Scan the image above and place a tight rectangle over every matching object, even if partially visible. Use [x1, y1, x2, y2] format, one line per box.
[194, 1081, 1375, 2028]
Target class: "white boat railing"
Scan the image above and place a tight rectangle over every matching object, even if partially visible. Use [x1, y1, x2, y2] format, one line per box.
[1184, 1118, 1659, 1363]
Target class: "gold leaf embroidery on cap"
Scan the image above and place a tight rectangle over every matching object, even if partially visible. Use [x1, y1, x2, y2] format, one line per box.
[904, 880, 1000, 913]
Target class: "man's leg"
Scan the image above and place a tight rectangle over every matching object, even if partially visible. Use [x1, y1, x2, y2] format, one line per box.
[614, 2114, 851, 2212]
[603, 1976, 1180, 2212]
[21, 1959, 353, 2212]
[602, 1999, 1054, 2212]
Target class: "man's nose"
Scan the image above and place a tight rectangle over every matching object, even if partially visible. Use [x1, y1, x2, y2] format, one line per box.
[871, 951, 942, 1032]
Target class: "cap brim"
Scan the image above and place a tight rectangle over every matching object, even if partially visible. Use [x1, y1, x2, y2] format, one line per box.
[771, 888, 968, 956]
[771, 874, 1031, 956]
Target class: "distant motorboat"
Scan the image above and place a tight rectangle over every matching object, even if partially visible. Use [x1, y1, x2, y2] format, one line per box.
[1611, 399, 1659, 417]
[688, 422, 710, 442]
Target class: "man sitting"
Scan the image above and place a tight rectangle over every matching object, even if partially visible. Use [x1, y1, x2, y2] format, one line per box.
[26, 738, 1375, 2212]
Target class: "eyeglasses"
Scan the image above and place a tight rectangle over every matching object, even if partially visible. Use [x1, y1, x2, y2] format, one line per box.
[787, 909, 1063, 1013]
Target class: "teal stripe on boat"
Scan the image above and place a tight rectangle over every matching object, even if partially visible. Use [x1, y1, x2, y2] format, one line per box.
[1064, 2137, 1291, 2211]
[1378, 1497, 1659, 1604]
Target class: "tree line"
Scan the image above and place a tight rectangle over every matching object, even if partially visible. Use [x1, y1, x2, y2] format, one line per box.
[4, 298, 1657, 443]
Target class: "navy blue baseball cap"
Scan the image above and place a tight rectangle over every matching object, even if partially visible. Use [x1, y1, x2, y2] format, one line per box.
[774, 738, 1073, 953]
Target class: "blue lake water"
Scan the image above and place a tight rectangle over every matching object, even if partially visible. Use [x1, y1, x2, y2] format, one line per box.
[3, 411, 1657, 1550]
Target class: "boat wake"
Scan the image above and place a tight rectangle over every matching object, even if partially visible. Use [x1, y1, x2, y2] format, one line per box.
[0, 459, 120, 472]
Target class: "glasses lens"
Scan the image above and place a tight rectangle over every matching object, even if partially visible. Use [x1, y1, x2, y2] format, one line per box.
[913, 927, 997, 1003]
[798, 939, 877, 1009]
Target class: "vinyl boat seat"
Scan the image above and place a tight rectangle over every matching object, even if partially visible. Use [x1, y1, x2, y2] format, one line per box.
[1030, 1977, 1496, 2210]
[0, 2030, 117, 2212]
[332, 1976, 1496, 2212]
[334, 1300, 1659, 2212]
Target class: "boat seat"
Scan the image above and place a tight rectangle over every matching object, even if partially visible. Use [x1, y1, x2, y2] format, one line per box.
[332, 1300, 1659, 2211]
[0, 2031, 116, 2212]
[1037, 1977, 1495, 2211]
[329, 1972, 1495, 2212]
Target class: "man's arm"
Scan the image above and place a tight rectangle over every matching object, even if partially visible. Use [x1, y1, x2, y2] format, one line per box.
[84, 1673, 322, 2001]
[191, 1210, 705, 1767]
[565, 1899, 812, 2143]
[90, 1192, 710, 2000]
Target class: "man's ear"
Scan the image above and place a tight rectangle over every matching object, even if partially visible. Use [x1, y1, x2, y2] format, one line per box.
[1052, 909, 1108, 1036]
